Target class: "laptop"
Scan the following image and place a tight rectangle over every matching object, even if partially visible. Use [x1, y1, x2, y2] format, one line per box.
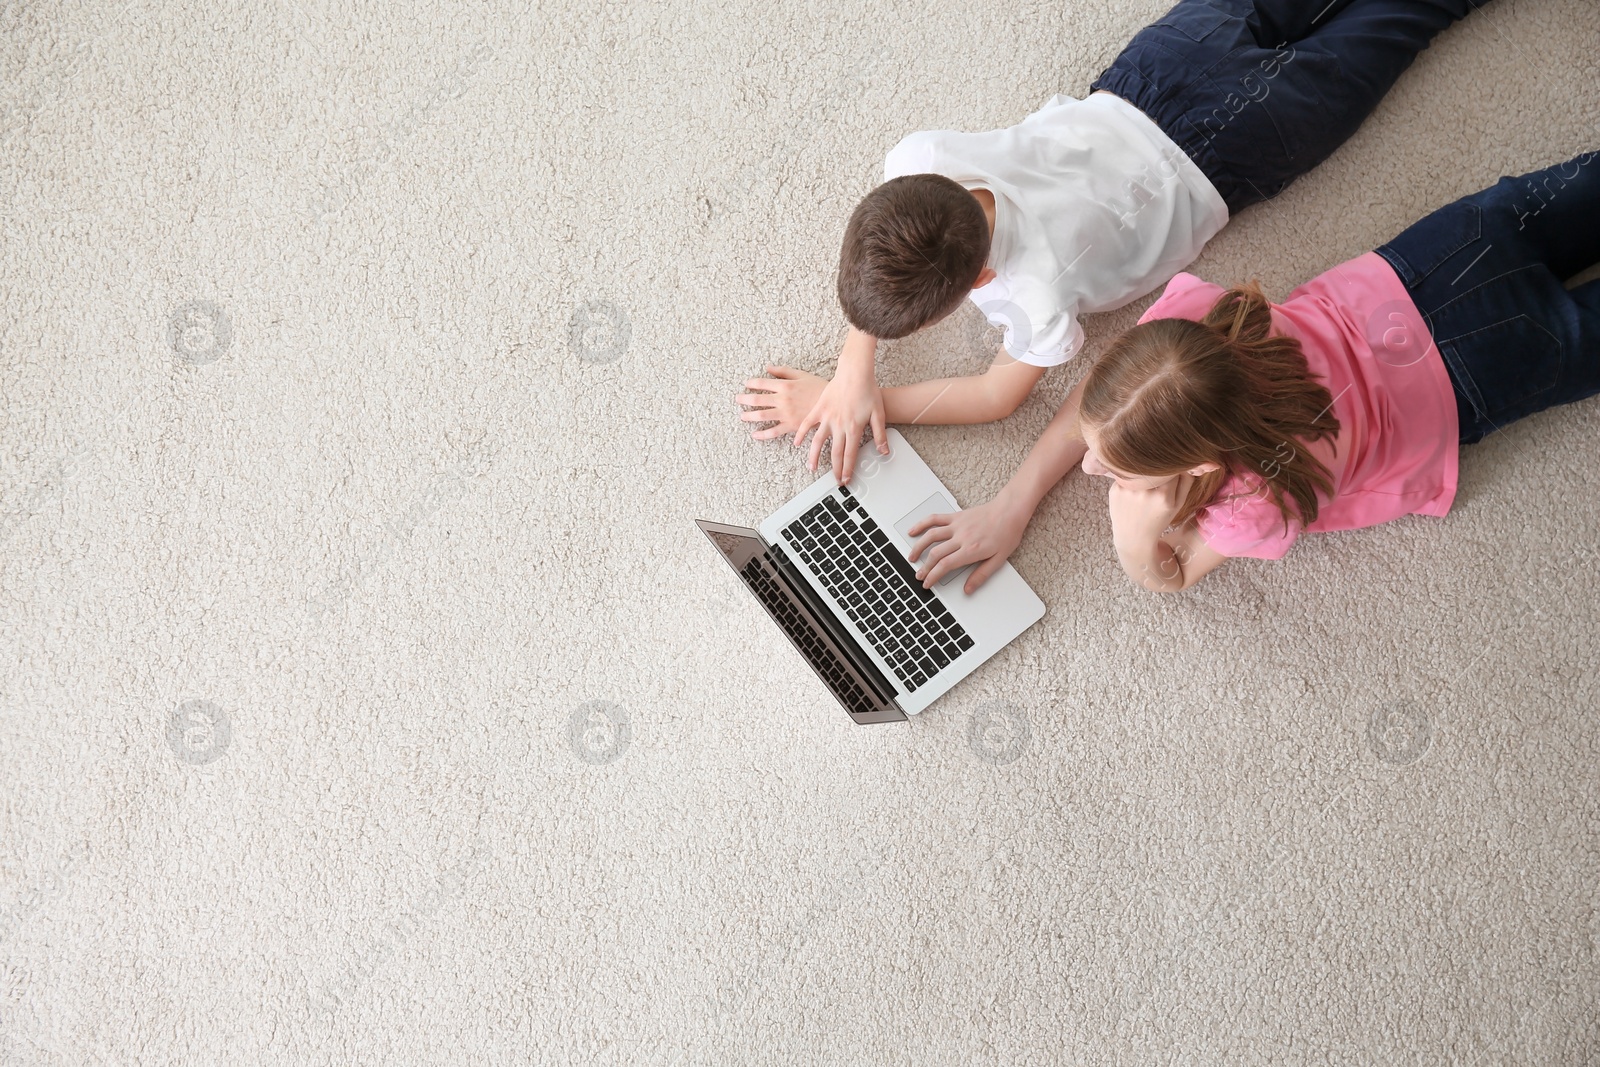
[698, 428, 1046, 724]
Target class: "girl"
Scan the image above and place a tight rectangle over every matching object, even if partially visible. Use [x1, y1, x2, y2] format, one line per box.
[906, 151, 1600, 593]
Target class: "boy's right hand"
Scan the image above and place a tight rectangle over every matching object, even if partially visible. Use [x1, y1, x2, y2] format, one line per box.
[793, 366, 888, 486]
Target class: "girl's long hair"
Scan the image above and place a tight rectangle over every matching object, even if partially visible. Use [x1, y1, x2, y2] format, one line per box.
[1080, 282, 1341, 533]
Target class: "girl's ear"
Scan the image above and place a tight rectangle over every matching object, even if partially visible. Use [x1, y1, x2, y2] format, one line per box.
[972, 267, 997, 290]
[1187, 461, 1223, 476]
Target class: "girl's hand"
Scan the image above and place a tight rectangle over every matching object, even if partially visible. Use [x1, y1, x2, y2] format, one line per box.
[906, 494, 1032, 595]
[737, 365, 827, 441]
[1107, 475, 1189, 543]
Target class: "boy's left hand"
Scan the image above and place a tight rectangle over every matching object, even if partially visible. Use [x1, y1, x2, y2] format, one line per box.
[737, 365, 827, 441]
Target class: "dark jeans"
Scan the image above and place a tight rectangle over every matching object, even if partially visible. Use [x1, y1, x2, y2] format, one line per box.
[1374, 152, 1600, 444]
[1092, 0, 1484, 213]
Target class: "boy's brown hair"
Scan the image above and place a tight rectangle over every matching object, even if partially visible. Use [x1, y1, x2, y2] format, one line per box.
[1081, 282, 1342, 534]
[836, 174, 991, 339]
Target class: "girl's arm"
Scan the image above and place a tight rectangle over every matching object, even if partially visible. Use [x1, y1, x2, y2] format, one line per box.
[995, 374, 1089, 510]
[1107, 479, 1229, 592]
[1161, 525, 1229, 590]
[905, 377, 1089, 593]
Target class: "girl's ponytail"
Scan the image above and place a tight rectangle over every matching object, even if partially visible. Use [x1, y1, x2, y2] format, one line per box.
[1202, 282, 1275, 346]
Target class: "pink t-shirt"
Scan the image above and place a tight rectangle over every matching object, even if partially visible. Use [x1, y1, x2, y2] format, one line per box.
[1138, 252, 1460, 559]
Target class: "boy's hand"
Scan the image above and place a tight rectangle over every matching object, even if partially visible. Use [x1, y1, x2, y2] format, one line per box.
[793, 366, 888, 486]
[737, 366, 828, 441]
[905, 494, 1031, 596]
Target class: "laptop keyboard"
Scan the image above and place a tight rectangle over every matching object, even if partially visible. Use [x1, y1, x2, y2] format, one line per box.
[783, 486, 973, 693]
[740, 554, 881, 719]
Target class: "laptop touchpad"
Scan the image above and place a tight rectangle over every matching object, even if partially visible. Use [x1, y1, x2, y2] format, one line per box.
[893, 492, 973, 590]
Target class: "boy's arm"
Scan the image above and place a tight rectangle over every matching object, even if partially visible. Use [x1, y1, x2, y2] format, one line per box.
[881, 349, 1048, 426]
[739, 347, 1048, 467]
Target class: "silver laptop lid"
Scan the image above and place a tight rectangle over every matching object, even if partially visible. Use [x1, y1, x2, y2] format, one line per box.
[696, 520, 908, 725]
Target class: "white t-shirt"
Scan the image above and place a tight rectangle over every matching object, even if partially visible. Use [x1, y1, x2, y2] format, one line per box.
[883, 91, 1229, 367]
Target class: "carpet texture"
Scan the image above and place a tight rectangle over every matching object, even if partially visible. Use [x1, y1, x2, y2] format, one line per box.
[2, 0, 1598, 1063]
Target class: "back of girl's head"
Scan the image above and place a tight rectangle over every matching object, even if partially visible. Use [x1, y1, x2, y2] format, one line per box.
[1081, 282, 1341, 531]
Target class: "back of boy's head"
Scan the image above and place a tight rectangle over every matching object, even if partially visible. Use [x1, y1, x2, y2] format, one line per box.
[836, 174, 990, 339]
[1083, 283, 1341, 529]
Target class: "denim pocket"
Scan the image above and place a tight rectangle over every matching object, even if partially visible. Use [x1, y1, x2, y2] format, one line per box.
[1380, 203, 1484, 287]
[1177, 70, 1294, 171]
[1438, 315, 1563, 423]
[1153, 1, 1235, 43]
[1262, 48, 1343, 164]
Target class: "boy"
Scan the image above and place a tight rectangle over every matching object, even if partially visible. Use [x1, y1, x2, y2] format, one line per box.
[736, 0, 1487, 484]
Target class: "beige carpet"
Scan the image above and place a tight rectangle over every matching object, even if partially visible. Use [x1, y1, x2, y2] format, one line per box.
[2, 0, 1598, 1062]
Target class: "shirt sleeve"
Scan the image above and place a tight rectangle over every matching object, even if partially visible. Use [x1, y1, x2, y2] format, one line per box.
[1195, 477, 1303, 559]
[972, 287, 1083, 368]
[1006, 310, 1082, 367]
[1140, 272, 1225, 324]
[884, 131, 939, 181]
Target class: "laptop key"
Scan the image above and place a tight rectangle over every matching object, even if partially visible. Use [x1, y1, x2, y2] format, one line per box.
[793, 493, 978, 673]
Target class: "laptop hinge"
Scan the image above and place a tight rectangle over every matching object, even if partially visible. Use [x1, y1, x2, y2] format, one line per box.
[764, 542, 902, 710]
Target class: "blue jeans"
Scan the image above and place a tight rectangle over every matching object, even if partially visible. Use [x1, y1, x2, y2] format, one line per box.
[1375, 153, 1600, 444]
[1092, 0, 1484, 213]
